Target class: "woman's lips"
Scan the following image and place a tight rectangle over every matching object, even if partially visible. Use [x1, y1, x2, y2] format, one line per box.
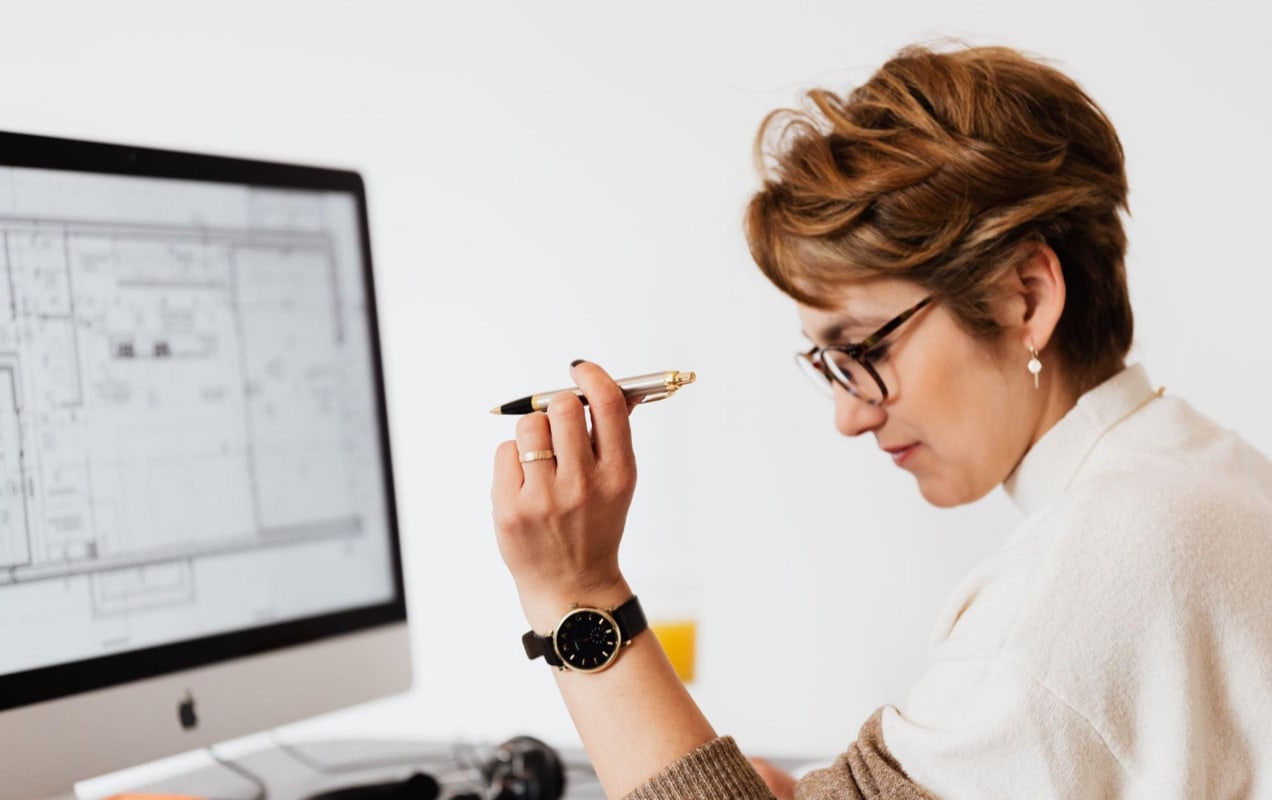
[885, 443, 921, 466]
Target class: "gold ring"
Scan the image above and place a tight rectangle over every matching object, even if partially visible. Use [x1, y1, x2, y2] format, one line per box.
[518, 449, 556, 463]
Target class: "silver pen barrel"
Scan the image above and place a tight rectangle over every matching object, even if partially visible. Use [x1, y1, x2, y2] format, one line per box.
[530, 371, 695, 412]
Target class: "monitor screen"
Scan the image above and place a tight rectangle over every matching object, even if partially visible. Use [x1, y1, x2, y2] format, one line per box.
[0, 132, 409, 797]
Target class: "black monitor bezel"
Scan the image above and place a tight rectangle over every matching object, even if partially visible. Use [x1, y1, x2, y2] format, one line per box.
[0, 130, 408, 712]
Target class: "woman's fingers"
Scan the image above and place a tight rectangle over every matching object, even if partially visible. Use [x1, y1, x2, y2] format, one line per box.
[570, 361, 635, 470]
[545, 389, 595, 480]
[492, 439, 523, 508]
[514, 412, 556, 488]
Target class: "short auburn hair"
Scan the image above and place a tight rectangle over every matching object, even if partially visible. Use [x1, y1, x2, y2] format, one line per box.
[745, 44, 1133, 394]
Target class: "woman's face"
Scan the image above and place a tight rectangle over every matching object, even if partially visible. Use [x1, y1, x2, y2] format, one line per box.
[797, 278, 1048, 508]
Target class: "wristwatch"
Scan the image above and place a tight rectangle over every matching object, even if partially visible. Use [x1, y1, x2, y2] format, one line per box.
[522, 595, 647, 673]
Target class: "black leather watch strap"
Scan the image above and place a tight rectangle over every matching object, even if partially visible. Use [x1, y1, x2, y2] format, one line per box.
[521, 628, 563, 667]
[611, 595, 647, 642]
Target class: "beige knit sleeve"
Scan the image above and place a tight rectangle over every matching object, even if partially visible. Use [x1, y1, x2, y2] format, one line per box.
[795, 708, 937, 800]
[624, 736, 775, 800]
[623, 708, 935, 800]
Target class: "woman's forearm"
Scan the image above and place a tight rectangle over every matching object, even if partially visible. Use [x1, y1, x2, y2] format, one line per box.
[522, 579, 718, 798]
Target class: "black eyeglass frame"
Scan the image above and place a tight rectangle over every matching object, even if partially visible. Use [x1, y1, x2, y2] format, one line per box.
[797, 295, 935, 405]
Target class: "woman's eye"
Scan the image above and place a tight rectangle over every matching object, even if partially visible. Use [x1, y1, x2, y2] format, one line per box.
[863, 343, 890, 364]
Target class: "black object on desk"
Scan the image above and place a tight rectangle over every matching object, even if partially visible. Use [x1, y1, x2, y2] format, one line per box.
[304, 772, 440, 800]
[298, 735, 565, 800]
[483, 735, 566, 800]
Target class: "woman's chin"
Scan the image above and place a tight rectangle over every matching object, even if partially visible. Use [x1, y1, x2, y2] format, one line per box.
[915, 474, 993, 509]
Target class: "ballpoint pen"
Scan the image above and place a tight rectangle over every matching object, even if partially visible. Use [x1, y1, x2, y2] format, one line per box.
[490, 370, 696, 415]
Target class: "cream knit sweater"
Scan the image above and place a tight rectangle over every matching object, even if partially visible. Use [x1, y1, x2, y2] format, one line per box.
[629, 364, 1272, 799]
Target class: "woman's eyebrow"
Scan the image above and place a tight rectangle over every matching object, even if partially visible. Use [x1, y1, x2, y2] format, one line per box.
[803, 315, 885, 344]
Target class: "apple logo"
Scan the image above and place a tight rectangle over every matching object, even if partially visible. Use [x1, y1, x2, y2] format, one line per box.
[178, 691, 198, 730]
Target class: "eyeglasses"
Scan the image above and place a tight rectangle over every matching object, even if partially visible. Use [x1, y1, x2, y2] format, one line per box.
[796, 296, 934, 405]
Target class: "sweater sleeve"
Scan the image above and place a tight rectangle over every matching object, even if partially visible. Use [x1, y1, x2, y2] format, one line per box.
[795, 708, 937, 800]
[623, 709, 935, 800]
[623, 736, 775, 800]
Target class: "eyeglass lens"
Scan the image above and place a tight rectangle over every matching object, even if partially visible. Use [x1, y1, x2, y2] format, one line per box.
[822, 351, 885, 403]
[796, 351, 886, 403]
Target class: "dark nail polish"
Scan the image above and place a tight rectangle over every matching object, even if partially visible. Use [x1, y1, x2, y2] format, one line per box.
[570, 359, 585, 367]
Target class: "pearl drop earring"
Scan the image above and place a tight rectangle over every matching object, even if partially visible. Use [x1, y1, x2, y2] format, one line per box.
[1027, 346, 1042, 389]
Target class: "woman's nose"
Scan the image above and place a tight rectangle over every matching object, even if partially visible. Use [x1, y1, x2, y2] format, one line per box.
[833, 384, 886, 437]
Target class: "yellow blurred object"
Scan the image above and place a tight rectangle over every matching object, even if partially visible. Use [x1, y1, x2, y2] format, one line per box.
[650, 619, 697, 682]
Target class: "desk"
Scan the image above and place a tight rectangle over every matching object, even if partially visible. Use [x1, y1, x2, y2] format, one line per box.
[94, 739, 605, 800]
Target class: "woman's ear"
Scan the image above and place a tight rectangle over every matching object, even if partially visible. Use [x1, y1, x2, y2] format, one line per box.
[1000, 240, 1066, 351]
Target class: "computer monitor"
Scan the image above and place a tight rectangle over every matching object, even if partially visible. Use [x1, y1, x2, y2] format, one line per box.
[0, 131, 411, 800]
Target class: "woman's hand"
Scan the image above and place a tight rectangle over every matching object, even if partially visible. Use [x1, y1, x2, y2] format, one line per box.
[492, 361, 638, 628]
[748, 757, 797, 800]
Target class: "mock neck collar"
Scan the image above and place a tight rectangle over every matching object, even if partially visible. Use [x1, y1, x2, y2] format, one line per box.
[1003, 363, 1159, 516]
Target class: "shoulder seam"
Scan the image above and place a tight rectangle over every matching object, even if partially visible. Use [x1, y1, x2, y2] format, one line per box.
[1001, 651, 1135, 780]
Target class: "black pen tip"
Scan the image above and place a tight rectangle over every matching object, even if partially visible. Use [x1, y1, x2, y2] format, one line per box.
[493, 397, 535, 415]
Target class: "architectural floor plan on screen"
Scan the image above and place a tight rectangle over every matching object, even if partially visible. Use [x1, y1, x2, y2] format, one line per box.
[0, 168, 395, 676]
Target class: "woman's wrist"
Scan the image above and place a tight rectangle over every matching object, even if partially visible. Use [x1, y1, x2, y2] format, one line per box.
[518, 575, 634, 632]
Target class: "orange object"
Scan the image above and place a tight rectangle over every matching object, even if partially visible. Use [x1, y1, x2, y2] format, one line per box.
[650, 619, 697, 683]
[106, 794, 205, 800]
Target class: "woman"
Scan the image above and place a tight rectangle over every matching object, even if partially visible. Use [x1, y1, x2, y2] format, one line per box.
[491, 44, 1272, 799]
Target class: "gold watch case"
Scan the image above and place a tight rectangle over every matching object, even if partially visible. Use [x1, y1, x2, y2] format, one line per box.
[551, 605, 625, 673]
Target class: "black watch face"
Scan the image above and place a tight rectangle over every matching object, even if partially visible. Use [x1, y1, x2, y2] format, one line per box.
[554, 609, 620, 672]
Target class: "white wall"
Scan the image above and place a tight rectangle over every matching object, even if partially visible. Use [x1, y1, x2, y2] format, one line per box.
[7, 0, 1271, 762]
